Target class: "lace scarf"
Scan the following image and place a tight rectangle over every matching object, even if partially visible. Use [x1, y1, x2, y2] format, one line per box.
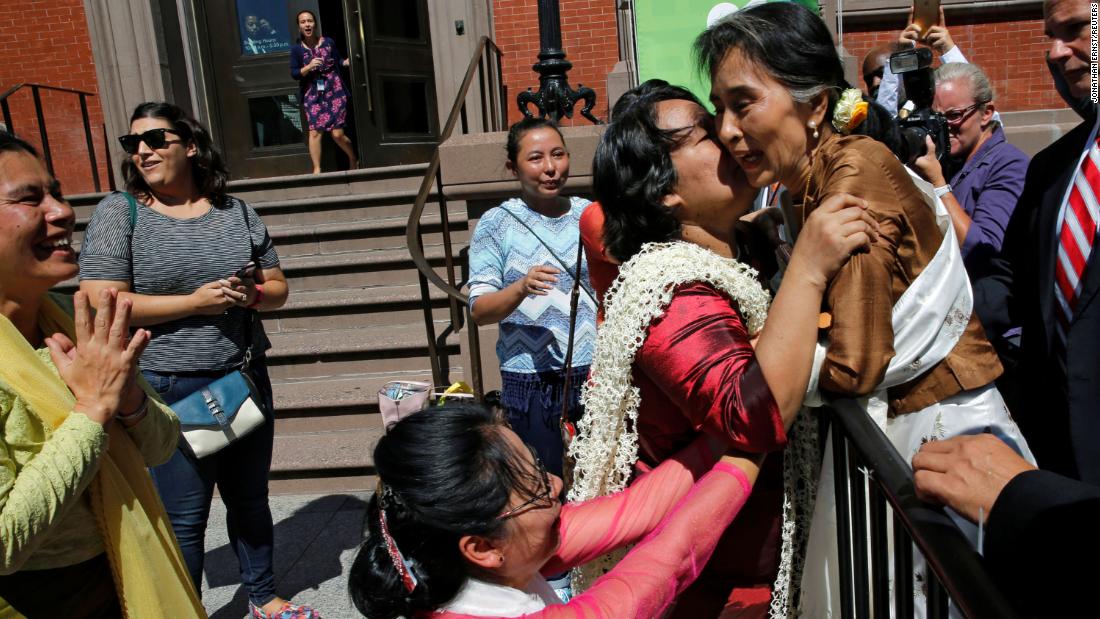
[566, 241, 771, 588]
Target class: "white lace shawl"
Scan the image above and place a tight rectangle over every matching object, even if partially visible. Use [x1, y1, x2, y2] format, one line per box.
[566, 241, 771, 588]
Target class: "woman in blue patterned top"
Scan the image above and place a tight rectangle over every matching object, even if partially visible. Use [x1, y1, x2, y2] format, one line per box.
[467, 118, 596, 480]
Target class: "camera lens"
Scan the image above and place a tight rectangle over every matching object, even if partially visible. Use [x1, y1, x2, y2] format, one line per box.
[899, 126, 929, 166]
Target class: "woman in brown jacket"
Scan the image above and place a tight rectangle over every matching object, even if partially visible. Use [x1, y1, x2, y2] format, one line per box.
[695, 3, 1033, 615]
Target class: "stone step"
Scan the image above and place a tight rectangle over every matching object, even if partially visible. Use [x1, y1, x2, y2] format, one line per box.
[64, 164, 429, 218]
[269, 426, 382, 475]
[264, 322, 459, 381]
[55, 243, 468, 298]
[227, 164, 428, 203]
[265, 284, 460, 332]
[267, 367, 469, 489]
[278, 244, 466, 292]
[71, 208, 472, 267]
[270, 369, 436, 417]
[266, 211, 470, 257]
[70, 192, 448, 237]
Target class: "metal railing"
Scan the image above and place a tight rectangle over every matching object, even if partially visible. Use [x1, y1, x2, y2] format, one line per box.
[0, 83, 111, 192]
[406, 36, 507, 395]
[824, 405, 1019, 618]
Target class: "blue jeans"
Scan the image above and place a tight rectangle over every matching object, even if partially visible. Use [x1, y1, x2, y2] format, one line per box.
[143, 362, 277, 606]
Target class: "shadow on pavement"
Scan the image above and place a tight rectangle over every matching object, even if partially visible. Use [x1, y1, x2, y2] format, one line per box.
[204, 494, 368, 618]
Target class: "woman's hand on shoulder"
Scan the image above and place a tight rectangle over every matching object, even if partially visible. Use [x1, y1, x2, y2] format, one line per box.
[45, 289, 151, 426]
[790, 193, 878, 289]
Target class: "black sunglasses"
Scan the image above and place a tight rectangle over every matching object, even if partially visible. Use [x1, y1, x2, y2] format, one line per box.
[498, 447, 554, 519]
[117, 128, 185, 155]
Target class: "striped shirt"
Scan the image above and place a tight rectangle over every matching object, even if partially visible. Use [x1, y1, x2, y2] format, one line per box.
[79, 192, 279, 373]
[467, 197, 597, 373]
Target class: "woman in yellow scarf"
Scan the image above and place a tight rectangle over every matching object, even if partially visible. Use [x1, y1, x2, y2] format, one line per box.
[0, 131, 204, 617]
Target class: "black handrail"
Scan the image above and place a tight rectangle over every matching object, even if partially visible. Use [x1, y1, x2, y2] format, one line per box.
[0, 82, 110, 192]
[824, 404, 1020, 618]
[406, 37, 506, 395]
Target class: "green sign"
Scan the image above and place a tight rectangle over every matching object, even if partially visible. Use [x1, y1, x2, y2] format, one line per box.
[634, 0, 820, 108]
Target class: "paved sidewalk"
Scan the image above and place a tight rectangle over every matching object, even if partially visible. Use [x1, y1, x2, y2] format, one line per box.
[201, 492, 370, 619]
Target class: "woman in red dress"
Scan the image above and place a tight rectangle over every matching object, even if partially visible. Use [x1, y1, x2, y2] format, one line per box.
[572, 80, 875, 617]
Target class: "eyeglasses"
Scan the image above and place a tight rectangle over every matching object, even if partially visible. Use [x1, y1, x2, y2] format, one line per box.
[498, 447, 554, 519]
[940, 102, 987, 126]
[117, 128, 184, 155]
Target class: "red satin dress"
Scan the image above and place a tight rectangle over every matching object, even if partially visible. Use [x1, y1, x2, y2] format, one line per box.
[579, 203, 787, 618]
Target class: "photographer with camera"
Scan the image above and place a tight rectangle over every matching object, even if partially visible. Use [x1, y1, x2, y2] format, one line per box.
[911, 62, 1029, 273]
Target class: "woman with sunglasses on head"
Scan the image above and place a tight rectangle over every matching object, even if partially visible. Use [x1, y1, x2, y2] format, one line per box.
[348, 404, 763, 619]
[290, 9, 357, 174]
[78, 103, 315, 619]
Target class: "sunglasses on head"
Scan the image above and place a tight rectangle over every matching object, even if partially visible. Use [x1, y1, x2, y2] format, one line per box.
[117, 128, 185, 155]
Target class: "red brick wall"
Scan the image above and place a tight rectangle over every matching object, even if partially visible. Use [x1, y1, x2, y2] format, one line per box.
[0, 0, 110, 194]
[493, 0, 619, 126]
[844, 10, 1065, 113]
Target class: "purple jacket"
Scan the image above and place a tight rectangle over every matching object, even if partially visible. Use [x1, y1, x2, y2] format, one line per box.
[949, 127, 1029, 271]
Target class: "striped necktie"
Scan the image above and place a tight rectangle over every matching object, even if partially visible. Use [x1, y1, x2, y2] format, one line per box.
[1054, 136, 1100, 340]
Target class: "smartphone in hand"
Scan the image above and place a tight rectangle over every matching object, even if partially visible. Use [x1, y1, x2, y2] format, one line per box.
[913, 0, 940, 36]
[235, 262, 258, 279]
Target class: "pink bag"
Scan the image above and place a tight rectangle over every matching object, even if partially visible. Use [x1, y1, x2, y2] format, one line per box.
[378, 381, 431, 429]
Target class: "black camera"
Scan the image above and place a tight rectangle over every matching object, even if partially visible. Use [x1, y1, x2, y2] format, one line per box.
[889, 47, 950, 168]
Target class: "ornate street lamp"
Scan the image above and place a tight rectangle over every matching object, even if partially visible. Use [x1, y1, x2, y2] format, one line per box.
[517, 0, 601, 124]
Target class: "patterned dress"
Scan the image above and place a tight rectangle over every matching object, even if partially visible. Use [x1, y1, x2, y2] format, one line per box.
[297, 37, 347, 131]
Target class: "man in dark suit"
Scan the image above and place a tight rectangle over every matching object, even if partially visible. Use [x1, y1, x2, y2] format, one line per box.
[912, 434, 1100, 615]
[974, 0, 1100, 484]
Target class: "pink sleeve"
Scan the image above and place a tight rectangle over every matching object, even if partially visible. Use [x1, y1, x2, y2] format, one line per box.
[542, 463, 753, 619]
[540, 437, 716, 576]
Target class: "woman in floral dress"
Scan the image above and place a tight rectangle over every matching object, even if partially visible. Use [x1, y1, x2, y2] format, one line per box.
[289, 10, 357, 174]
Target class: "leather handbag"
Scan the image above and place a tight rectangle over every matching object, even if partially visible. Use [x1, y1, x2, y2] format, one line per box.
[141, 192, 269, 458]
[170, 370, 266, 458]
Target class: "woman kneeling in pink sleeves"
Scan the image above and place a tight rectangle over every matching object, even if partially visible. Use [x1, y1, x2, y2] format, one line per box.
[347, 404, 759, 618]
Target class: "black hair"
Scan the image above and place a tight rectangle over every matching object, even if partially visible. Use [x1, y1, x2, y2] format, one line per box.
[505, 117, 565, 165]
[695, 2, 847, 126]
[592, 79, 701, 263]
[695, 3, 909, 160]
[348, 404, 547, 619]
[296, 9, 320, 43]
[0, 131, 39, 158]
[122, 102, 229, 202]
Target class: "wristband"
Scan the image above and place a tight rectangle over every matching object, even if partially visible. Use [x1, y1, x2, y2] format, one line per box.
[933, 184, 952, 199]
[116, 392, 148, 421]
[247, 283, 265, 309]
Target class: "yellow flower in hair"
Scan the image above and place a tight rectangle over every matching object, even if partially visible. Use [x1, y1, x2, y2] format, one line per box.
[832, 88, 868, 135]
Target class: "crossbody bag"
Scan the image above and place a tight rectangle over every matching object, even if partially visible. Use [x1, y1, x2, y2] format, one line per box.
[124, 192, 266, 457]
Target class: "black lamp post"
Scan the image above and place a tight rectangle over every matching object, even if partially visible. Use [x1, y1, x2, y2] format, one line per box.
[517, 0, 601, 124]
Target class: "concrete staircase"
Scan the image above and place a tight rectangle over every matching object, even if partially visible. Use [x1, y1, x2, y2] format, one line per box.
[66, 165, 469, 493]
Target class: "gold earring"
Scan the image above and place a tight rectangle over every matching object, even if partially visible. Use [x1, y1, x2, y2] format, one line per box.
[809, 121, 819, 140]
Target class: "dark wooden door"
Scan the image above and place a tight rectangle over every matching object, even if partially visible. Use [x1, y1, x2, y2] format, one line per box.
[344, 0, 438, 166]
[199, 0, 319, 178]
